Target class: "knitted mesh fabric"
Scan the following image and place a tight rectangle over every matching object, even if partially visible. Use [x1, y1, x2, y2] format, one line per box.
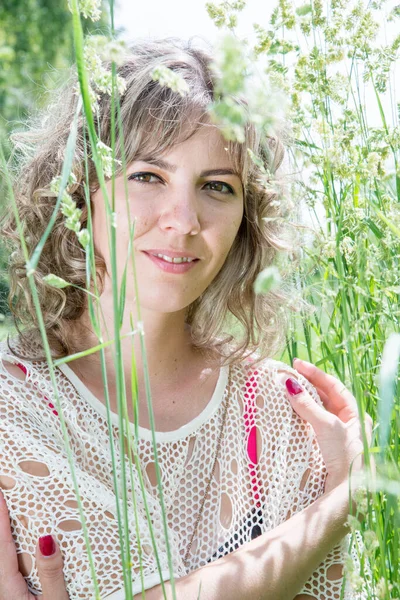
[0, 337, 366, 599]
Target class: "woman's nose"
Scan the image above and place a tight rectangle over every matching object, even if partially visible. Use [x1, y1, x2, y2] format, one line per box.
[158, 194, 201, 236]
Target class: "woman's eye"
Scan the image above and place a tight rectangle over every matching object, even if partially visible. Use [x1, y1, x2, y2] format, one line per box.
[128, 172, 161, 184]
[205, 181, 234, 195]
[128, 173, 234, 195]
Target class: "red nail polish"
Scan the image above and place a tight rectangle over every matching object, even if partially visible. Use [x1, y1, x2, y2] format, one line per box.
[39, 535, 56, 556]
[285, 377, 303, 396]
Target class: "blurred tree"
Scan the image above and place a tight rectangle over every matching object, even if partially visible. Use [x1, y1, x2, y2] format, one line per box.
[0, 0, 109, 136]
[0, 0, 110, 318]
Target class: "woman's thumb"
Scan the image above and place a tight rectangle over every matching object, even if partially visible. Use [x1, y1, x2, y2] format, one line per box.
[285, 377, 333, 432]
[35, 535, 69, 599]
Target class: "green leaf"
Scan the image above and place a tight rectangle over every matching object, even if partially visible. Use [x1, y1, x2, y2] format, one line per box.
[365, 217, 384, 239]
[376, 210, 400, 239]
[296, 4, 312, 16]
[43, 274, 71, 288]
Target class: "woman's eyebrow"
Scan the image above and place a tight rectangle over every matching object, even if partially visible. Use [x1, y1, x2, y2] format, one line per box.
[138, 157, 241, 179]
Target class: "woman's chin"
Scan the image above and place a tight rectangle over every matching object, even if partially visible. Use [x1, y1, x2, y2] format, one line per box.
[139, 298, 194, 315]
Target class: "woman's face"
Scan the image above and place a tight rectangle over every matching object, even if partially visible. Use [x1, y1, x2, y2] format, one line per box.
[91, 125, 244, 315]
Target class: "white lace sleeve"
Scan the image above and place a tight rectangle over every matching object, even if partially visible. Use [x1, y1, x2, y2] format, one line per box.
[0, 352, 185, 599]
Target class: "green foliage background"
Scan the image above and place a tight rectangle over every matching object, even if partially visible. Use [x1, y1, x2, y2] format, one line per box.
[0, 0, 110, 318]
[0, 0, 110, 136]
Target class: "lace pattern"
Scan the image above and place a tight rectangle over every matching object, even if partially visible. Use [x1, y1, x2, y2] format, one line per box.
[0, 337, 364, 599]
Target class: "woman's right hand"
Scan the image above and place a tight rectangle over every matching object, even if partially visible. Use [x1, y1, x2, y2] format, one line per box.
[284, 358, 374, 495]
[0, 489, 69, 600]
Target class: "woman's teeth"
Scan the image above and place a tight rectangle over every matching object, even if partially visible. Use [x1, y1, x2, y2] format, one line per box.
[153, 254, 195, 263]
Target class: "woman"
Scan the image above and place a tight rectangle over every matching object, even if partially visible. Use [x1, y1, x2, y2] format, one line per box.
[0, 36, 372, 599]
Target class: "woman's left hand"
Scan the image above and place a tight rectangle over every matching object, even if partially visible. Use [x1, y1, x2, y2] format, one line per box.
[284, 358, 374, 494]
[0, 489, 69, 600]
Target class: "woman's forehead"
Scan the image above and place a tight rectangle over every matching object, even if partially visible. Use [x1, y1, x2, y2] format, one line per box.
[124, 124, 245, 177]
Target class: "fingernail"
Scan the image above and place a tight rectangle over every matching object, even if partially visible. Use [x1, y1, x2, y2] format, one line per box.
[39, 535, 56, 557]
[285, 377, 303, 396]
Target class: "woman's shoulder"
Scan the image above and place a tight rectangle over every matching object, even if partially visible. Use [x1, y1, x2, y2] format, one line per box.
[233, 352, 301, 384]
[0, 338, 27, 385]
[231, 352, 321, 408]
[0, 337, 60, 431]
[0, 337, 38, 386]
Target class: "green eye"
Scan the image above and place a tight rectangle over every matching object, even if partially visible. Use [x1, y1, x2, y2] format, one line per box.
[204, 181, 234, 195]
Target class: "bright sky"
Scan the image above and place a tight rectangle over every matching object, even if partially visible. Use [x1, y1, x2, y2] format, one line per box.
[114, 0, 399, 49]
[113, 0, 267, 46]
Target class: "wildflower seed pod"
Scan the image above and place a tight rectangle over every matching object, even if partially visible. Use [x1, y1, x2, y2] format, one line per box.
[43, 274, 71, 289]
[151, 65, 189, 97]
[77, 228, 90, 248]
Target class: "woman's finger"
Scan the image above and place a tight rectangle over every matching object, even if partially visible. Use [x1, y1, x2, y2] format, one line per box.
[314, 382, 373, 438]
[311, 383, 360, 423]
[35, 535, 69, 600]
[293, 358, 359, 418]
[293, 362, 374, 450]
[0, 488, 28, 600]
[285, 377, 336, 433]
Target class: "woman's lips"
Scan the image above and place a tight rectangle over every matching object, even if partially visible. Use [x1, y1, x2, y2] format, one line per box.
[143, 251, 199, 274]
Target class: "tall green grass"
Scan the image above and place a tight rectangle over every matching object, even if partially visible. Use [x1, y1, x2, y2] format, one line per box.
[249, 1, 399, 597]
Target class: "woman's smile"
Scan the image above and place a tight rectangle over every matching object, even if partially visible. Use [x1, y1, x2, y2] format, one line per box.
[143, 250, 200, 274]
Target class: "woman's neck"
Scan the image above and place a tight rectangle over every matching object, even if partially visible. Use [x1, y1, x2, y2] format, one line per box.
[65, 307, 213, 414]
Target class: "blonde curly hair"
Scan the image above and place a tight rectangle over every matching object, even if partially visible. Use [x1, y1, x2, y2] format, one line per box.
[1, 35, 308, 367]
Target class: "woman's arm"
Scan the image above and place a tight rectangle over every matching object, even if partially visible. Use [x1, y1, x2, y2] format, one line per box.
[143, 480, 351, 600]
[0, 481, 351, 600]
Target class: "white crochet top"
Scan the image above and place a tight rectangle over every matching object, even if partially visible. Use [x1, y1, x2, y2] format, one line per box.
[0, 336, 359, 599]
